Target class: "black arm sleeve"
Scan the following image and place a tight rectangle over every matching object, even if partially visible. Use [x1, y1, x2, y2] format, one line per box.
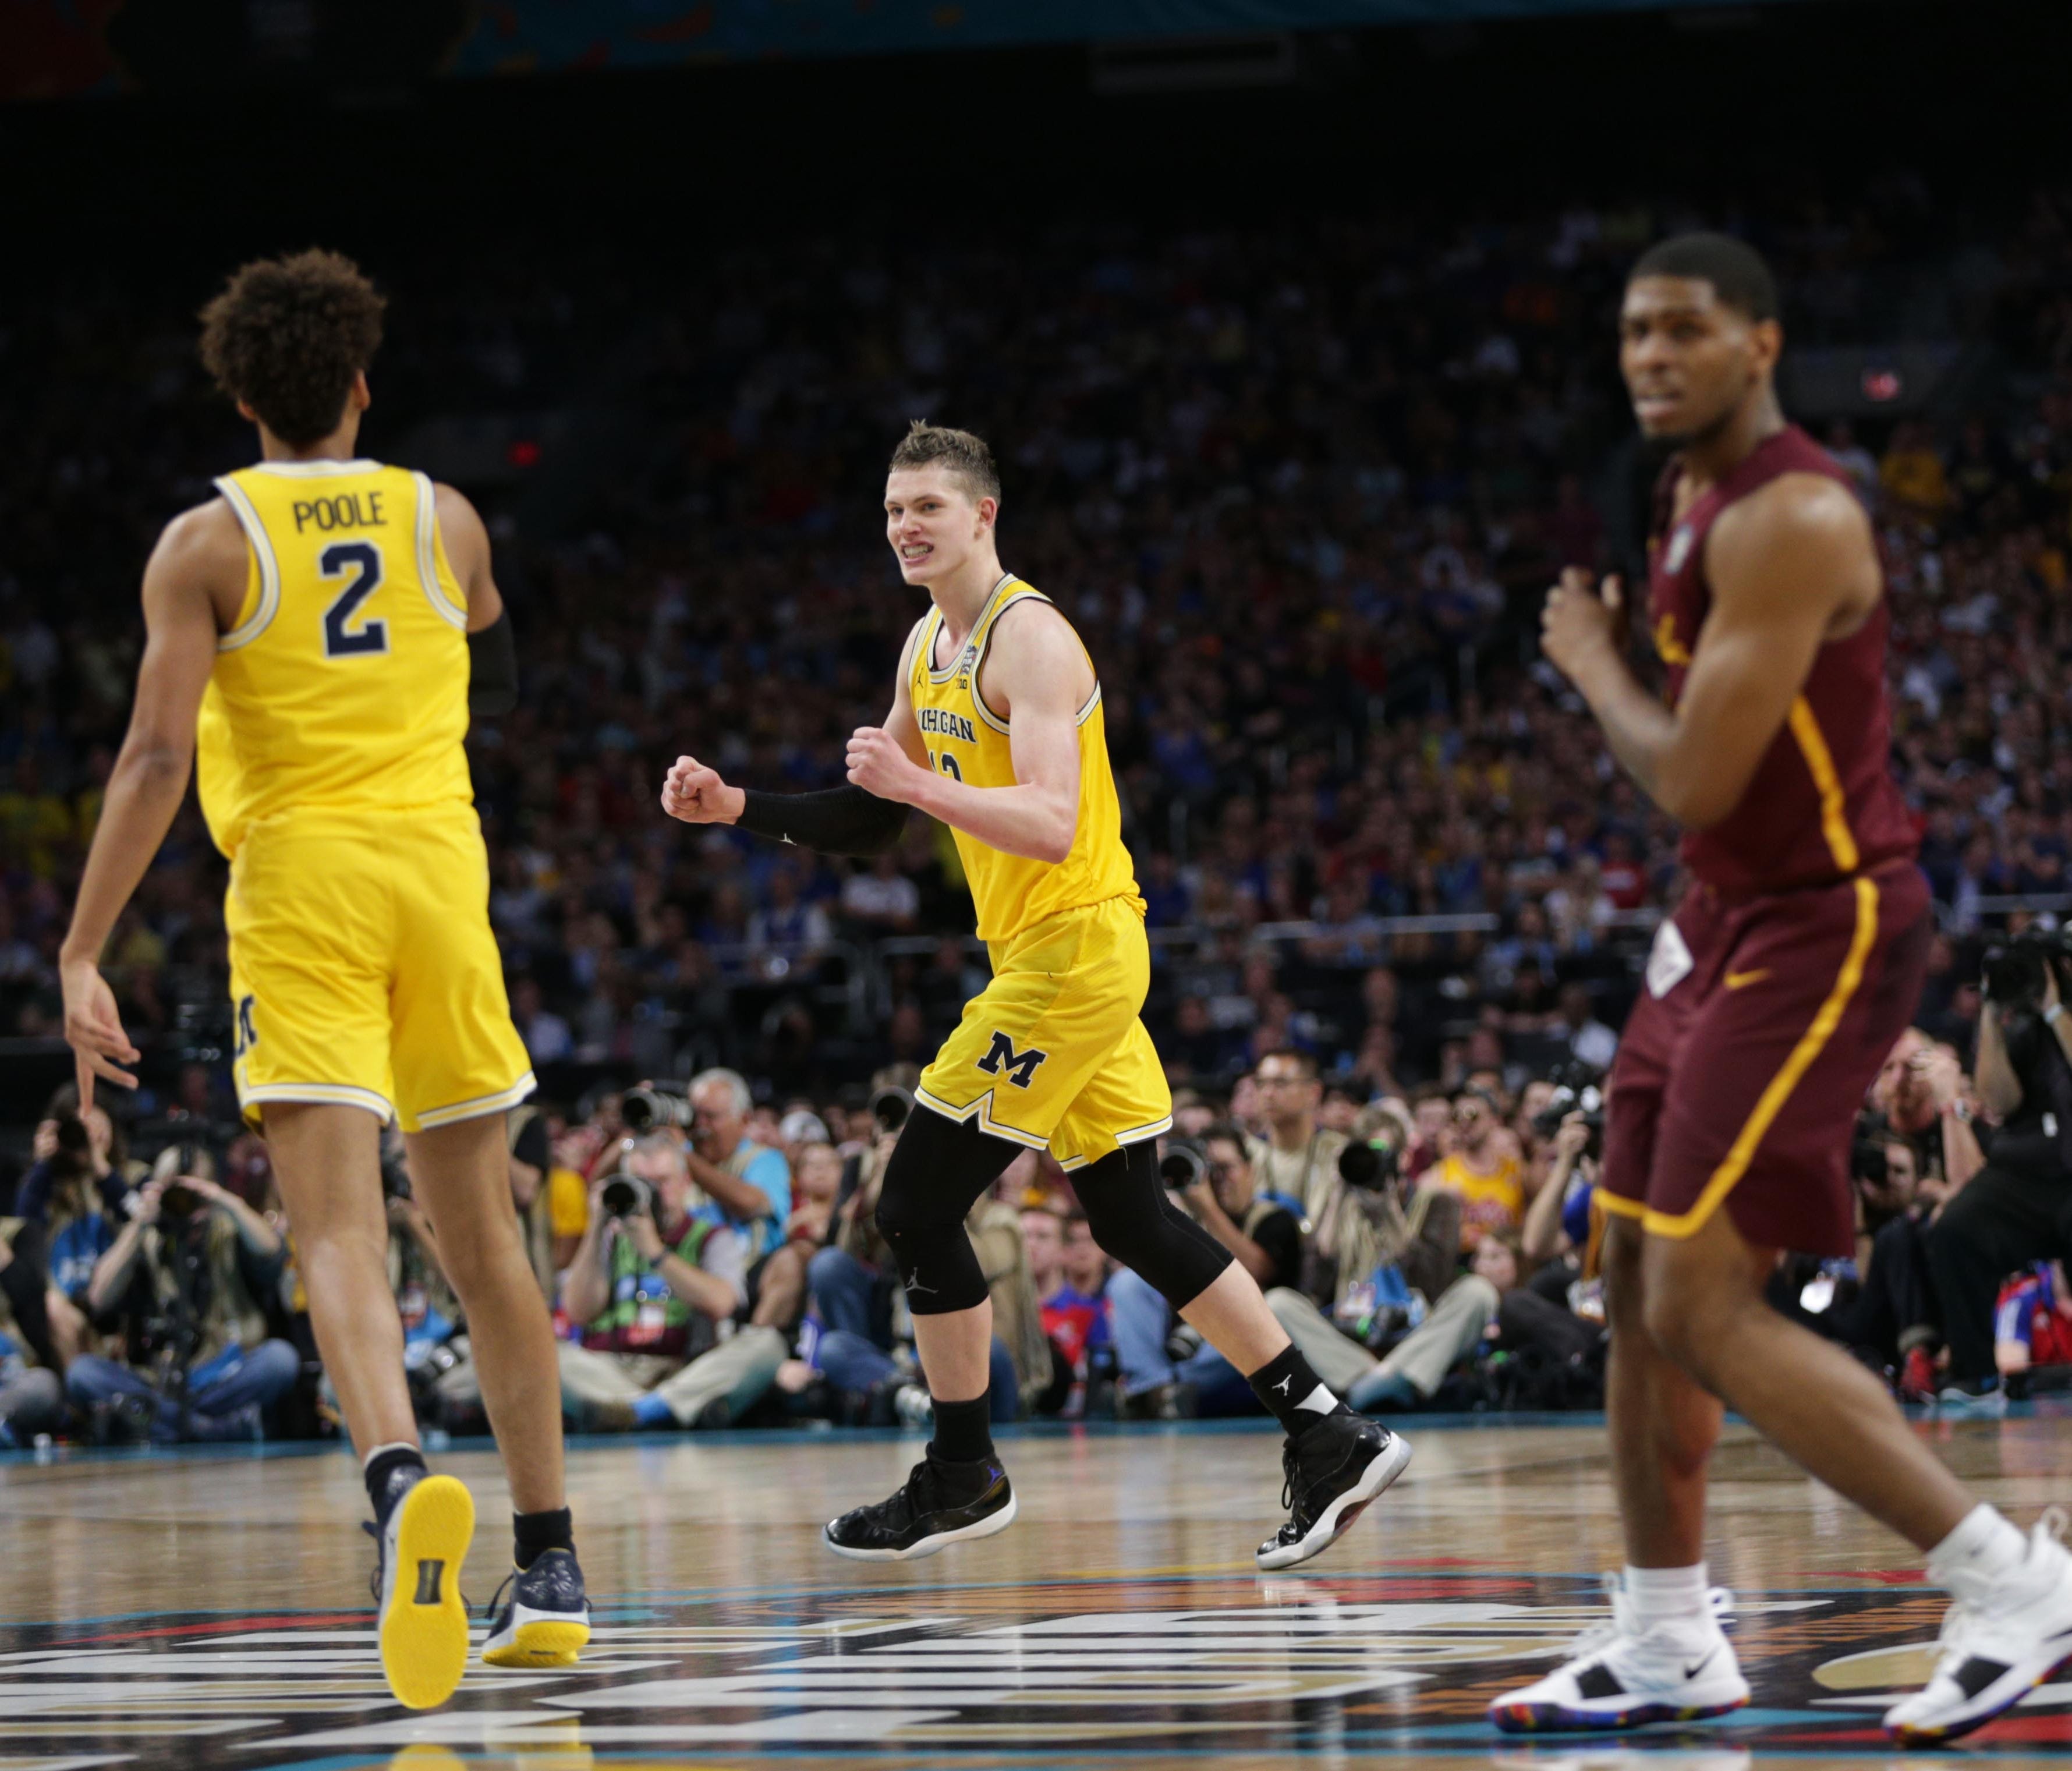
[734, 785, 909, 856]
[467, 609, 518, 717]
[0, 1222, 59, 1372]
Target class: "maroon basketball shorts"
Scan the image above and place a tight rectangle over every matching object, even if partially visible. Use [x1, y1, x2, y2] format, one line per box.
[1601, 859, 1931, 1258]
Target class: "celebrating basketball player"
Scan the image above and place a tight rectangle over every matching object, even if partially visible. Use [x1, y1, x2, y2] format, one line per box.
[58, 252, 590, 1708]
[1492, 235, 2072, 1742]
[663, 423, 1409, 1565]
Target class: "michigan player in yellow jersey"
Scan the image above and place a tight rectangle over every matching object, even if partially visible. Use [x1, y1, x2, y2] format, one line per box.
[58, 252, 588, 1708]
[663, 423, 1410, 1565]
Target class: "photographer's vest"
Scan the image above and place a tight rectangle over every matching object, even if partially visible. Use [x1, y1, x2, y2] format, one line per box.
[583, 1215, 717, 1359]
[141, 1215, 271, 1371]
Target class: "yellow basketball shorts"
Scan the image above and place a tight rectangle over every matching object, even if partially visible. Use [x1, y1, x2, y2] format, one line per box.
[224, 808, 534, 1134]
[916, 896, 1173, 1171]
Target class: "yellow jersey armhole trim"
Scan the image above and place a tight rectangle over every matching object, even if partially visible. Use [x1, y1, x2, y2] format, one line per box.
[212, 477, 281, 652]
[970, 582, 1050, 734]
[927, 572, 1016, 682]
[413, 471, 469, 631]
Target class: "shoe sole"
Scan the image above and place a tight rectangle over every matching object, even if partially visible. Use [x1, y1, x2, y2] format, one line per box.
[1256, 1432, 1414, 1571]
[483, 1607, 591, 1670]
[379, 1475, 475, 1710]
[1490, 1692, 1750, 1735]
[1887, 1646, 2072, 1744]
[823, 1489, 1019, 1562]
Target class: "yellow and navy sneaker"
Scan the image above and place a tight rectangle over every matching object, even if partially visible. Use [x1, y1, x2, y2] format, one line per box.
[482, 1548, 592, 1668]
[368, 1473, 475, 1710]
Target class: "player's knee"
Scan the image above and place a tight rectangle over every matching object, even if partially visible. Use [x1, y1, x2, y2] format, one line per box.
[1077, 1145, 1231, 1306]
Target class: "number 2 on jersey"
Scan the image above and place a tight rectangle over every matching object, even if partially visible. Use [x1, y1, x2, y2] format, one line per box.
[930, 750, 962, 782]
[319, 541, 389, 658]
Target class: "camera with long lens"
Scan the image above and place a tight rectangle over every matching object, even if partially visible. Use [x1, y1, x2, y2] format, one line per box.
[1982, 928, 2072, 1015]
[158, 1182, 203, 1220]
[599, 1174, 654, 1220]
[1532, 1062, 1609, 1158]
[1159, 1140, 1209, 1192]
[1336, 1136, 1401, 1193]
[870, 1086, 914, 1137]
[621, 1085, 695, 1135]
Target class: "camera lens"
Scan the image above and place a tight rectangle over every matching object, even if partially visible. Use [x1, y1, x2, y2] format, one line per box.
[870, 1086, 913, 1135]
[1159, 1145, 1207, 1191]
[600, 1175, 651, 1219]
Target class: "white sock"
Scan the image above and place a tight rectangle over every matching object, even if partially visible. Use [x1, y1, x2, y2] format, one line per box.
[1624, 1563, 1712, 1634]
[362, 1439, 420, 1471]
[1928, 1504, 2028, 1603]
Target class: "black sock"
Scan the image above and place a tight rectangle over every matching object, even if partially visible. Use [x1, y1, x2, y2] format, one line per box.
[364, 1444, 427, 1526]
[1248, 1344, 1343, 1435]
[513, 1506, 575, 1572]
[927, 1394, 994, 1465]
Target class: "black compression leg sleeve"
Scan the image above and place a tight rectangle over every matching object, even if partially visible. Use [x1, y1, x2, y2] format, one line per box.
[1076, 1142, 1234, 1308]
[874, 1105, 1024, 1315]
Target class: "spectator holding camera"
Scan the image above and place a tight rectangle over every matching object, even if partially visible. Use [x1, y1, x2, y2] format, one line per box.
[682, 1068, 792, 1261]
[557, 1134, 771, 1430]
[1108, 1128, 1302, 1418]
[66, 1147, 297, 1442]
[1263, 1108, 1474, 1408]
[1924, 943, 2072, 1413]
[1246, 1050, 1348, 1220]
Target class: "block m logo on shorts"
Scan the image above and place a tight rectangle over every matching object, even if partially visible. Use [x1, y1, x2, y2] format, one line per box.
[976, 1030, 1050, 1090]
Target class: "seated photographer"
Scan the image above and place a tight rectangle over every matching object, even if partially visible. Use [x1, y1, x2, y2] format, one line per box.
[682, 1068, 793, 1262]
[1514, 1109, 1611, 1356]
[0, 1217, 63, 1447]
[1994, 1260, 2072, 1389]
[807, 1106, 905, 1349]
[1107, 1128, 1301, 1419]
[16, 1085, 142, 1227]
[1923, 942, 2072, 1414]
[1245, 1049, 1349, 1220]
[66, 1147, 297, 1443]
[1263, 1110, 1472, 1408]
[39, 1115, 127, 1368]
[557, 1134, 779, 1431]
[780, 1183, 1043, 1427]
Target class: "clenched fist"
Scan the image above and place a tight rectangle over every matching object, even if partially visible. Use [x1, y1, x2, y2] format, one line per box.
[846, 727, 930, 803]
[661, 755, 746, 825]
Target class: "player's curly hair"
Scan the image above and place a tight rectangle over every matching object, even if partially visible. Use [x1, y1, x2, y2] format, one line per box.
[197, 249, 386, 448]
[888, 420, 1001, 504]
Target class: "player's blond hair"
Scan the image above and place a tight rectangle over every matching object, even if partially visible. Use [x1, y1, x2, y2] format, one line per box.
[888, 421, 1001, 504]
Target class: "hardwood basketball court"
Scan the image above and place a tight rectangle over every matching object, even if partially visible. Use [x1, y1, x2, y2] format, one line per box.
[4, 1411, 2071, 1769]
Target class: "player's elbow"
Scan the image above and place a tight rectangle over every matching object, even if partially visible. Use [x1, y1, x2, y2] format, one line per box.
[123, 738, 193, 785]
[1035, 819, 1075, 866]
[1657, 763, 1743, 831]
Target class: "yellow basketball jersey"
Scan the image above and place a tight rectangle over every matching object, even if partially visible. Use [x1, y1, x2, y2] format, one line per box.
[197, 460, 473, 858]
[909, 575, 1142, 943]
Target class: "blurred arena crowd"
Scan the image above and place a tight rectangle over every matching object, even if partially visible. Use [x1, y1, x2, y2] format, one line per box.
[5, 177, 2072, 1442]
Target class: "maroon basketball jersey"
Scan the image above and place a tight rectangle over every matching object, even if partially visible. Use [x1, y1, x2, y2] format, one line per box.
[1646, 424, 1917, 895]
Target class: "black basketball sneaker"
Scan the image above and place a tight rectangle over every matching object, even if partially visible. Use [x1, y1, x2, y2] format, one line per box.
[482, 1547, 592, 1669]
[1256, 1411, 1412, 1570]
[364, 1472, 475, 1710]
[824, 1452, 1017, 1561]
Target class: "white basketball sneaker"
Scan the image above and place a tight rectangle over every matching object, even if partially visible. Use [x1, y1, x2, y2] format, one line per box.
[1490, 1572, 1750, 1734]
[1885, 1508, 2072, 1744]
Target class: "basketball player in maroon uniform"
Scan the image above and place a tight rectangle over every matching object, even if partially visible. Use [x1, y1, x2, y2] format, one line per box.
[1490, 235, 2072, 1743]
